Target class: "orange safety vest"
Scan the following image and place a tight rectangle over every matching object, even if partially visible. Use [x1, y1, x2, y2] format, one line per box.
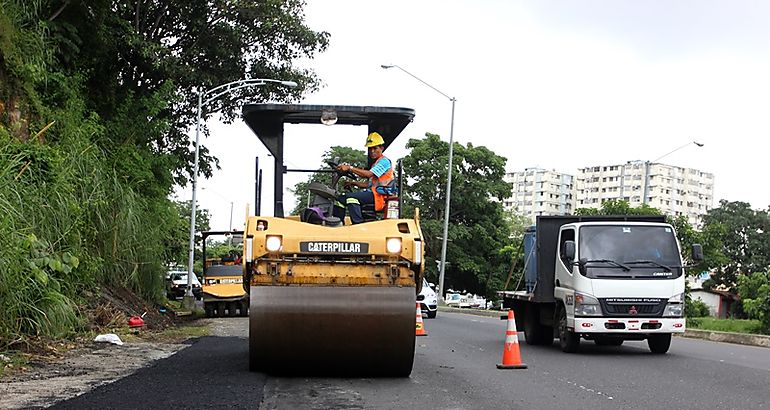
[369, 156, 395, 211]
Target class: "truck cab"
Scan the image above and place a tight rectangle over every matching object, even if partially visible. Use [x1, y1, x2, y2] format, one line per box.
[501, 215, 703, 354]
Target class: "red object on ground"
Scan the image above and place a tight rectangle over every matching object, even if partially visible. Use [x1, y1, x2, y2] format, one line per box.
[128, 316, 145, 328]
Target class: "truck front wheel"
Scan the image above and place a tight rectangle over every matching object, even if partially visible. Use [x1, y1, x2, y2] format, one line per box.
[558, 307, 580, 353]
[647, 334, 672, 354]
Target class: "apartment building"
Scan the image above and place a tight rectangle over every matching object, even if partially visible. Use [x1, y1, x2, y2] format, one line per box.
[576, 161, 714, 226]
[503, 168, 575, 221]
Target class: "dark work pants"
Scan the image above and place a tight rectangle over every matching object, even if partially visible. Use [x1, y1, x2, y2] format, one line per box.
[333, 190, 374, 224]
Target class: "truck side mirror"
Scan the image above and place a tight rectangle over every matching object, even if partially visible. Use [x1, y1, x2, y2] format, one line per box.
[561, 241, 576, 261]
[691, 244, 704, 262]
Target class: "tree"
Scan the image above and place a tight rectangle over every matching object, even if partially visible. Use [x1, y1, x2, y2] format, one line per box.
[700, 201, 770, 289]
[737, 269, 770, 332]
[575, 199, 662, 216]
[491, 212, 533, 297]
[165, 200, 211, 265]
[57, 1, 326, 182]
[288, 146, 367, 215]
[401, 133, 512, 297]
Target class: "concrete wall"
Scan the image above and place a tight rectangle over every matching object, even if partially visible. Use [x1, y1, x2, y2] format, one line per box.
[692, 290, 723, 317]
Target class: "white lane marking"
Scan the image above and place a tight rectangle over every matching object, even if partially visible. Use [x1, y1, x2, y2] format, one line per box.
[560, 377, 614, 400]
[453, 339, 486, 352]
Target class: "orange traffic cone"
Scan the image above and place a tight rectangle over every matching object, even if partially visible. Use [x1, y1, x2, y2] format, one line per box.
[415, 302, 427, 336]
[497, 309, 527, 369]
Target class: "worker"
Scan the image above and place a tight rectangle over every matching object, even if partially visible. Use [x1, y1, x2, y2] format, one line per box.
[333, 132, 396, 224]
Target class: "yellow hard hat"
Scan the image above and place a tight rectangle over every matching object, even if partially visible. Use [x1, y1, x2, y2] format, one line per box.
[365, 132, 385, 148]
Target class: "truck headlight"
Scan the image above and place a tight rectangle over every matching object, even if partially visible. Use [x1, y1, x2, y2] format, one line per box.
[574, 292, 602, 316]
[386, 237, 402, 254]
[265, 235, 282, 252]
[663, 293, 684, 317]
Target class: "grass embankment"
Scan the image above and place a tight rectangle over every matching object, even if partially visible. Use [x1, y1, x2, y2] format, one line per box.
[687, 317, 765, 335]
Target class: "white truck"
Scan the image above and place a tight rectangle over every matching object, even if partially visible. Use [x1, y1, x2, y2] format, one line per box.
[499, 215, 703, 354]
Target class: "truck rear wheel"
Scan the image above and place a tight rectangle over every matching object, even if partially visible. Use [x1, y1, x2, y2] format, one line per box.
[204, 303, 214, 318]
[647, 334, 672, 354]
[524, 305, 553, 345]
[558, 307, 580, 353]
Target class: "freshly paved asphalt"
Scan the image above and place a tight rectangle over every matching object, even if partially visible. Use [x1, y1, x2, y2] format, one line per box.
[50, 337, 265, 410]
[50, 312, 770, 409]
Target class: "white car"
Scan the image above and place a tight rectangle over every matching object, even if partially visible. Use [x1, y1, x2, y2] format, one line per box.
[470, 295, 487, 309]
[445, 293, 471, 309]
[166, 270, 202, 299]
[418, 279, 438, 318]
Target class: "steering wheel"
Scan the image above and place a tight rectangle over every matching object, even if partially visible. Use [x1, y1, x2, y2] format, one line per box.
[326, 160, 356, 179]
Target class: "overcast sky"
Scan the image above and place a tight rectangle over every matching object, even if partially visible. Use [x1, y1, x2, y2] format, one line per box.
[175, 0, 770, 232]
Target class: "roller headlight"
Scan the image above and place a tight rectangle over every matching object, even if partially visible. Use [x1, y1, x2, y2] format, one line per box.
[663, 292, 684, 317]
[245, 236, 253, 262]
[574, 292, 602, 316]
[265, 235, 282, 252]
[386, 237, 402, 254]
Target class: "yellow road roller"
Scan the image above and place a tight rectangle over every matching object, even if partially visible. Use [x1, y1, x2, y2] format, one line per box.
[201, 230, 247, 318]
[241, 104, 425, 376]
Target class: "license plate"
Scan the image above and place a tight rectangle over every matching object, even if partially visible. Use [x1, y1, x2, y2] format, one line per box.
[300, 241, 369, 253]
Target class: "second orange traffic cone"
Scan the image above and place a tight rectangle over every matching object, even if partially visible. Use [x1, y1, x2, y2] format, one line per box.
[497, 309, 527, 369]
[415, 302, 427, 336]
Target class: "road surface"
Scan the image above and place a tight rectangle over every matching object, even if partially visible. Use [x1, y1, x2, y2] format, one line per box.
[49, 312, 770, 409]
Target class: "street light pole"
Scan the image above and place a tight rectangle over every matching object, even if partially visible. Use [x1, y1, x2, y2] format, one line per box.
[381, 64, 455, 302]
[183, 78, 297, 310]
[642, 140, 704, 205]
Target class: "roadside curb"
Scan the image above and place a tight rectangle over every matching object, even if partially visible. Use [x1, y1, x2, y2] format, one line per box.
[438, 307, 770, 349]
[438, 306, 505, 318]
[679, 328, 770, 349]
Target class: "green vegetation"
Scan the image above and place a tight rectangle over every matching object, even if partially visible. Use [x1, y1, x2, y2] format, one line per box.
[686, 298, 711, 318]
[687, 317, 764, 335]
[401, 134, 513, 298]
[0, 1, 327, 347]
[737, 270, 770, 333]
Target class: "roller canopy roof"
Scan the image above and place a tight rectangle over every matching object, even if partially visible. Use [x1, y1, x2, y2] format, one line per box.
[242, 104, 415, 157]
[241, 104, 415, 217]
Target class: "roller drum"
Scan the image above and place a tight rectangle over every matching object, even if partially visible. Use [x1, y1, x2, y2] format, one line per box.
[249, 285, 416, 377]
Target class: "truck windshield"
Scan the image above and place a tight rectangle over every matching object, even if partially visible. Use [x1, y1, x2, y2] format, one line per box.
[578, 225, 681, 279]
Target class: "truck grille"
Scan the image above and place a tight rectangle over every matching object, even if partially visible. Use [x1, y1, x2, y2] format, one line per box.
[599, 298, 666, 317]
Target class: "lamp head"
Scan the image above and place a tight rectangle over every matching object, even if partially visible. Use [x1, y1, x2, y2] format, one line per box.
[380, 64, 394, 69]
[694, 141, 704, 147]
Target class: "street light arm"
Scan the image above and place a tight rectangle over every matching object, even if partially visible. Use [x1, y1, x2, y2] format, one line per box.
[381, 64, 453, 101]
[201, 79, 298, 106]
[643, 140, 703, 205]
[651, 140, 704, 163]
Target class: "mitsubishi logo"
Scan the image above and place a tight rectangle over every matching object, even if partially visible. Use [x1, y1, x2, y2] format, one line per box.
[628, 306, 638, 315]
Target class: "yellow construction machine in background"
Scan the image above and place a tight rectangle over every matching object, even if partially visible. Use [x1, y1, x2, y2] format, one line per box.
[201, 230, 248, 318]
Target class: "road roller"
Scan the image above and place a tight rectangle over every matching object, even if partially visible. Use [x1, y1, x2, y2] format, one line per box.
[201, 230, 248, 318]
[241, 104, 425, 376]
